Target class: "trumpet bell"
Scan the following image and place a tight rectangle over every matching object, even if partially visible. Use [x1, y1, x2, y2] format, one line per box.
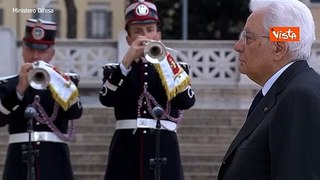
[28, 67, 50, 90]
[144, 41, 166, 64]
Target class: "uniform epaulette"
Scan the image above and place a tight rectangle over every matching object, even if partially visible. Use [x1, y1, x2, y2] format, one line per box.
[0, 74, 18, 84]
[178, 62, 190, 75]
[65, 72, 80, 83]
[103, 63, 119, 70]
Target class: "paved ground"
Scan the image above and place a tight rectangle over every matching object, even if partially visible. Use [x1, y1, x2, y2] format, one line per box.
[81, 95, 102, 107]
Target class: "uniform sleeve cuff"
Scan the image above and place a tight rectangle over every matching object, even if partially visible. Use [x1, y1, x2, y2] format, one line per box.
[1, 90, 22, 112]
[16, 91, 24, 101]
[120, 63, 132, 76]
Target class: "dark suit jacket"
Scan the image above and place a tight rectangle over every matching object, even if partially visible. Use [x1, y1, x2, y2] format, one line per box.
[218, 60, 320, 180]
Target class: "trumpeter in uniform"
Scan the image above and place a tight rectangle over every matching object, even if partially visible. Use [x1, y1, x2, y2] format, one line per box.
[99, 0, 196, 179]
[0, 19, 82, 180]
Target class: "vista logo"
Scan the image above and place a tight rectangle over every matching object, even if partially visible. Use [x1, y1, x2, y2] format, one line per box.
[270, 27, 300, 42]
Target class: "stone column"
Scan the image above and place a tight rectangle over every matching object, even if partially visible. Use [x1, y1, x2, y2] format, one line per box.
[0, 27, 18, 77]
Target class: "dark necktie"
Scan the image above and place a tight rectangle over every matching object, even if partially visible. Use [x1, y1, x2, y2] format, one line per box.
[247, 90, 263, 118]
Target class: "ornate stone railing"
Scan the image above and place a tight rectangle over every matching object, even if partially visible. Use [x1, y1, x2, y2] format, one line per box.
[16, 40, 320, 89]
[52, 40, 118, 88]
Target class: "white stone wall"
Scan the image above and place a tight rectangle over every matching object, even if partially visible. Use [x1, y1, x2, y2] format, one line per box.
[0, 27, 18, 77]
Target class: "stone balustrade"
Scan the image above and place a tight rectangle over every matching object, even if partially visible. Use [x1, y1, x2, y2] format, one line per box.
[12, 39, 320, 89]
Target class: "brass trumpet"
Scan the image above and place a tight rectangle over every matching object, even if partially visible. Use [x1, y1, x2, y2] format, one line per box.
[143, 41, 167, 64]
[28, 61, 50, 90]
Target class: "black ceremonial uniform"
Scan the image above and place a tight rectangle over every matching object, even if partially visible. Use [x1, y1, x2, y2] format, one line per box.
[99, 60, 196, 180]
[0, 74, 82, 180]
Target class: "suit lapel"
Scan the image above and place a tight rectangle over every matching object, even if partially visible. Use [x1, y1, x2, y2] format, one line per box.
[223, 60, 311, 161]
[223, 95, 275, 160]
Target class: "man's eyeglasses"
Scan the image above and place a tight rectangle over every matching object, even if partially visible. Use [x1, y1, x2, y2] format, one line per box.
[239, 31, 269, 44]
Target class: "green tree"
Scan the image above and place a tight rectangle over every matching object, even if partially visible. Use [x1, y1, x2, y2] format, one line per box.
[156, 0, 250, 40]
[64, 0, 77, 38]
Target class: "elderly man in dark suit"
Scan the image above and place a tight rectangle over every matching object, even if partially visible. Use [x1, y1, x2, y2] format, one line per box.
[218, 0, 320, 179]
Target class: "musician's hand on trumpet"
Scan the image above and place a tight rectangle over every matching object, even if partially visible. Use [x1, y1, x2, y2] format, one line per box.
[122, 36, 152, 69]
[16, 63, 34, 97]
[16, 60, 52, 96]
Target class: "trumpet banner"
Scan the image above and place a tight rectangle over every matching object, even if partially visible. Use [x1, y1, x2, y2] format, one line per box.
[34, 61, 79, 111]
[154, 53, 190, 101]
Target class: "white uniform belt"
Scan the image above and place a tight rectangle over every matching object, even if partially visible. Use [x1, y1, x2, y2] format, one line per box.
[9, 132, 66, 144]
[116, 118, 177, 132]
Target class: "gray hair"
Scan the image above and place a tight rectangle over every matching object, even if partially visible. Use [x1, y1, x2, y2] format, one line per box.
[249, 0, 315, 60]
